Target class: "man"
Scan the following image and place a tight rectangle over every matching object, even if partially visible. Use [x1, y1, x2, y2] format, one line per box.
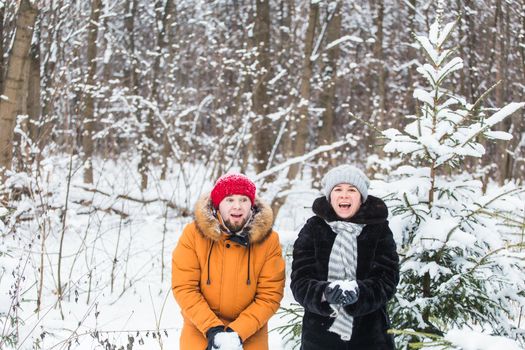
[171, 173, 286, 350]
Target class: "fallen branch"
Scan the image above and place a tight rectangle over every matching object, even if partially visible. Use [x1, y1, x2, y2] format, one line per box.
[73, 185, 191, 216]
[73, 199, 130, 218]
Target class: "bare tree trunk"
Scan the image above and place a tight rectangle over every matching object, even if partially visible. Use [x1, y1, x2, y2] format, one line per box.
[405, 0, 417, 115]
[252, 0, 272, 173]
[279, 0, 293, 44]
[124, 0, 138, 92]
[28, 36, 43, 164]
[495, 2, 512, 183]
[0, 0, 38, 186]
[14, 47, 30, 173]
[0, 4, 5, 93]
[317, 1, 341, 170]
[278, 0, 295, 167]
[370, 0, 386, 157]
[286, 2, 318, 181]
[40, 1, 61, 148]
[517, 0, 525, 180]
[82, 0, 103, 184]
[456, 1, 481, 175]
[138, 0, 174, 189]
[161, 0, 177, 180]
[270, 2, 319, 215]
[521, 0, 525, 83]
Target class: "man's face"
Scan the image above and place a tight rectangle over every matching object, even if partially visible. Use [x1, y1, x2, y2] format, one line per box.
[218, 194, 252, 232]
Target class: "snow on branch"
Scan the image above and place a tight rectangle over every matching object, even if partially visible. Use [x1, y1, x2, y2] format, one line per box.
[254, 136, 357, 182]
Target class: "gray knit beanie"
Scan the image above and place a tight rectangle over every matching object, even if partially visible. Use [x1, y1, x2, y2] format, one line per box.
[321, 165, 370, 201]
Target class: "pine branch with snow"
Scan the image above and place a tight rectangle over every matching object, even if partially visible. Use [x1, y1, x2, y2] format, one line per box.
[375, 19, 525, 348]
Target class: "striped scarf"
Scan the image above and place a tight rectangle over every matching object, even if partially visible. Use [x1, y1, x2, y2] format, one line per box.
[326, 220, 363, 341]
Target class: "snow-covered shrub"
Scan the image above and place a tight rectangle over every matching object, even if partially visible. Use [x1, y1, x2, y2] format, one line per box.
[375, 19, 525, 348]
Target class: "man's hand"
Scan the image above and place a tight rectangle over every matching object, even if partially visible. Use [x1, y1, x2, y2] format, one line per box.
[206, 326, 224, 350]
[206, 326, 243, 350]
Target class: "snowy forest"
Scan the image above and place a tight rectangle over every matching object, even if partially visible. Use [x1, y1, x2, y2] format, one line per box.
[1, 0, 525, 349]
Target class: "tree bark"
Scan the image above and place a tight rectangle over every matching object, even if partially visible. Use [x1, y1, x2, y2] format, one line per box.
[81, 0, 103, 184]
[14, 45, 30, 172]
[270, 1, 319, 215]
[0, 4, 5, 93]
[0, 0, 38, 183]
[28, 32, 45, 163]
[369, 0, 386, 156]
[286, 1, 318, 181]
[317, 1, 341, 167]
[138, 0, 174, 189]
[40, 1, 61, 147]
[405, 0, 417, 116]
[495, 2, 512, 183]
[124, 0, 139, 93]
[252, 0, 272, 173]
[160, 0, 177, 180]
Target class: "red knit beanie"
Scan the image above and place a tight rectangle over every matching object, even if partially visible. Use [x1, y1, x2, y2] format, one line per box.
[210, 173, 256, 208]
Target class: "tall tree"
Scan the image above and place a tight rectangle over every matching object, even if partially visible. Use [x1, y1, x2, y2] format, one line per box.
[286, 1, 319, 180]
[81, 0, 103, 184]
[0, 0, 38, 184]
[27, 34, 41, 156]
[368, 0, 386, 156]
[27, 24, 46, 164]
[138, 0, 174, 189]
[494, 1, 514, 182]
[404, 0, 417, 115]
[317, 1, 341, 168]
[269, 1, 320, 214]
[39, 1, 62, 147]
[252, 0, 272, 173]
[0, 3, 5, 93]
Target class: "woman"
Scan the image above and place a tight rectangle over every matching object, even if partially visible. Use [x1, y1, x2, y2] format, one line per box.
[290, 164, 399, 349]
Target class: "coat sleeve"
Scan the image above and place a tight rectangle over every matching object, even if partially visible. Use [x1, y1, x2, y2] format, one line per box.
[228, 232, 285, 342]
[171, 224, 223, 335]
[345, 223, 399, 317]
[290, 219, 334, 316]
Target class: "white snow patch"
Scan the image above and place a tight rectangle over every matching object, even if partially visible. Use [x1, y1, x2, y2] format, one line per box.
[445, 329, 524, 350]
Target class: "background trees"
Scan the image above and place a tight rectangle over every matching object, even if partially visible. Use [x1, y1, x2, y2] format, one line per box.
[0, 0, 523, 203]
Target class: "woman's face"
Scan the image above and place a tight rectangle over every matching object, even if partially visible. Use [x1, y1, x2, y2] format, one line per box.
[330, 183, 362, 219]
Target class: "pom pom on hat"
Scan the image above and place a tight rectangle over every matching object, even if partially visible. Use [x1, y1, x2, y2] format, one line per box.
[321, 165, 370, 201]
[210, 173, 256, 208]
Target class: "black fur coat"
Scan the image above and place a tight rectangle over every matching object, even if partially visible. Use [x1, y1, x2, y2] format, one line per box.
[290, 195, 399, 350]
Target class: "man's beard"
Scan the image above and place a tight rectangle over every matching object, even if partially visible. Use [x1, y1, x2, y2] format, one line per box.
[224, 217, 249, 233]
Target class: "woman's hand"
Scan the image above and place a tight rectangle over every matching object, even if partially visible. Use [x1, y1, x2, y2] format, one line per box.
[325, 280, 359, 306]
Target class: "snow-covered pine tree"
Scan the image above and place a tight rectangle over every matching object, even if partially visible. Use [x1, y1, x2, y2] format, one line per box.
[374, 18, 525, 347]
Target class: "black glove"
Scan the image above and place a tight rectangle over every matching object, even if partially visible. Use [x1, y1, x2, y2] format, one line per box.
[341, 286, 359, 306]
[324, 284, 345, 304]
[206, 326, 225, 350]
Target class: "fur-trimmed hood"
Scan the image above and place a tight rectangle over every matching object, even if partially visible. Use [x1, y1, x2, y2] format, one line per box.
[194, 194, 274, 244]
[312, 194, 388, 225]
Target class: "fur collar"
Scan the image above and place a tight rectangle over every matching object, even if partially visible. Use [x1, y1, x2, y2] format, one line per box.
[194, 194, 274, 244]
[312, 195, 388, 225]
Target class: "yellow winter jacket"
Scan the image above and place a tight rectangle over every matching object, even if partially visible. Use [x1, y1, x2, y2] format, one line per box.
[171, 195, 285, 350]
